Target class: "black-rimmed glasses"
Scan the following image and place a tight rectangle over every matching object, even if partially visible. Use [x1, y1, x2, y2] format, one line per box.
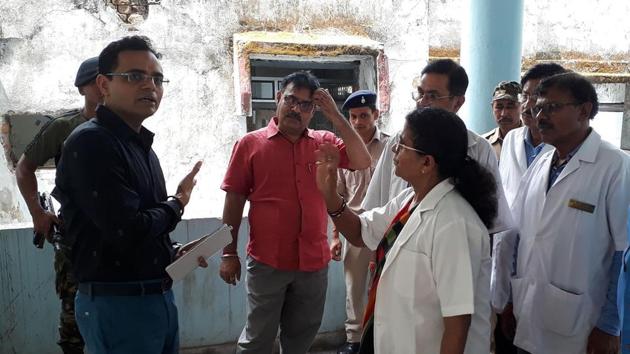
[106, 72, 169, 87]
[283, 95, 315, 113]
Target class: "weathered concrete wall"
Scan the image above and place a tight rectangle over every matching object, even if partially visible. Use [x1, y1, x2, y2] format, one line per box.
[1, 0, 628, 224]
[0, 0, 430, 224]
[428, 0, 630, 72]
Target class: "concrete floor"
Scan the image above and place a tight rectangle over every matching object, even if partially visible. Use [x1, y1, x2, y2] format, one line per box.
[181, 330, 344, 354]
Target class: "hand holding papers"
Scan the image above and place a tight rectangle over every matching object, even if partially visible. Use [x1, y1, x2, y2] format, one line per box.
[166, 224, 232, 282]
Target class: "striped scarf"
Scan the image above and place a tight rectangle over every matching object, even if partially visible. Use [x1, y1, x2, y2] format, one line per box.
[360, 199, 417, 353]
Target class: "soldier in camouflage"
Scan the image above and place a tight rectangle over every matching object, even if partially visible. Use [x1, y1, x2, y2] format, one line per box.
[15, 57, 102, 354]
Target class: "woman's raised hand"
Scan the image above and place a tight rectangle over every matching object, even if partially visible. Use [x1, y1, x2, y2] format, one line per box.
[315, 143, 340, 199]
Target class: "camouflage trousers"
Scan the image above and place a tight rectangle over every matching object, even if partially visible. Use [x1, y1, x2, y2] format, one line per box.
[54, 248, 84, 354]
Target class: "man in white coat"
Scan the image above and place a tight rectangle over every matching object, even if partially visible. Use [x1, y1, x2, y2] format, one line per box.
[510, 72, 629, 354]
[499, 63, 566, 208]
[496, 63, 566, 354]
[363, 59, 512, 233]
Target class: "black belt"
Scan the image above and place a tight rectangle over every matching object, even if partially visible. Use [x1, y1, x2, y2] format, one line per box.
[78, 279, 172, 297]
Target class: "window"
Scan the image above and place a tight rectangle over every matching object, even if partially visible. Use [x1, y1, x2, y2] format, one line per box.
[247, 59, 369, 133]
[232, 31, 390, 134]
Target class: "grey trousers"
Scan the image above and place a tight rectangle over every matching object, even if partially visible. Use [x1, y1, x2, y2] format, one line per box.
[237, 256, 328, 354]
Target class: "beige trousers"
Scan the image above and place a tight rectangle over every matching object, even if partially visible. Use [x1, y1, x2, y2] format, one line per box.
[342, 240, 374, 342]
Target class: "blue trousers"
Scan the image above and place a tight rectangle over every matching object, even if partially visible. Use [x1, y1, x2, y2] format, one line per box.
[75, 287, 179, 354]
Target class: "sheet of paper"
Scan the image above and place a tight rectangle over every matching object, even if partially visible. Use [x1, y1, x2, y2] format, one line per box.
[166, 224, 232, 282]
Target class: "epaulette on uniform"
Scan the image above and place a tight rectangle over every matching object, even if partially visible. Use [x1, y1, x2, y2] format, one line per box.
[51, 108, 82, 120]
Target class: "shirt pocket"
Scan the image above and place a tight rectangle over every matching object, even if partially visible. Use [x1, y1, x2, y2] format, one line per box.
[541, 282, 590, 337]
[391, 248, 438, 306]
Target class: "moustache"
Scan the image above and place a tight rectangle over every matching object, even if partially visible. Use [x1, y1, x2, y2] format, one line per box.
[497, 117, 515, 124]
[286, 113, 301, 120]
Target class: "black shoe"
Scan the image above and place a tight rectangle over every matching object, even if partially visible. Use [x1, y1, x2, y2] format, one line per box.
[337, 341, 360, 354]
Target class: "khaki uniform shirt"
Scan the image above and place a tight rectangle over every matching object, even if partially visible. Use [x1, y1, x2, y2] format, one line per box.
[23, 109, 87, 166]
[482, 127, 503, 161]
[337, 127, 390, 213]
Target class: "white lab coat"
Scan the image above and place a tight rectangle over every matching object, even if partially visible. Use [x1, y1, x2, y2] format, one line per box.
[492, 127, 553, 311]
[499, 127, 554, 208]
[510, 130, 630, 354]
[360, 180, 491, 354]
[362, 129, 515, 311]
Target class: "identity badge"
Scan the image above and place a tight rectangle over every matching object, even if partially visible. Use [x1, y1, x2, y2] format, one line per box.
[568, 199, 595, 213]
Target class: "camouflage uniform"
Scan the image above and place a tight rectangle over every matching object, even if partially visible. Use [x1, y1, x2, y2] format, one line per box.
[23, 109, 87, 354]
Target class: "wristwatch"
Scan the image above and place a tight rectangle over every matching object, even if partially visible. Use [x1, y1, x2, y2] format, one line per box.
[167, 195, 184, 216]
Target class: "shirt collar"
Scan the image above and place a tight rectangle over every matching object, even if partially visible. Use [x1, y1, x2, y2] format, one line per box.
[266, 117, 314, 140]
[95, 105, 155, 150]
[486, 128, 502, 145]
[466, 130, 479, 148]
[523, 127, 543, 149]
[552, 128, 593, 165]
[367, 126, 384, 144]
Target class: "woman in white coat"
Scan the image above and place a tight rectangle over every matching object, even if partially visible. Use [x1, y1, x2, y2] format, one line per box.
[316, 108, 497, 354]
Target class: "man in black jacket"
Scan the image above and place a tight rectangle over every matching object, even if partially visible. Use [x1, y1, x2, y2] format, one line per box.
[54, 35, 204, 354]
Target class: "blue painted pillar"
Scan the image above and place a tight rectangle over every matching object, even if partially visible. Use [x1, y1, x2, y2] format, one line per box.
[460, 0, 524, 134]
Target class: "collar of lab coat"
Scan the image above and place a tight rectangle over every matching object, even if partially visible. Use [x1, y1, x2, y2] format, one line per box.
[381, 179, 455, 274]
[545, 129, 601, 189]
[467, 129, 480, 149]
[415, 178, 456, 213]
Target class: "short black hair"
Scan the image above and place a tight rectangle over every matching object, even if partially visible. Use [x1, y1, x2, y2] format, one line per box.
[535, 72, 599, 119]
[520, 63, 567, 86]
[280, 71, 320, 94]
[98, 36, 160, 75]
[421, 59, 469, 96]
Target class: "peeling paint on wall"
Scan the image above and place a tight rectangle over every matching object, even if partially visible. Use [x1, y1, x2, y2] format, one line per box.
[0, 0, 431, 224]
[1, 0, 627, 225]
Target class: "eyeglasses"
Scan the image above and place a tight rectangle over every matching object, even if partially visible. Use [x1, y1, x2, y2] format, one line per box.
[106, 72, 169, 87]
[283, 95, 315, 113]
[411, 91, 452, 102]
[393, 141, 427, 154]
[518, 93, 537, 103]
[532, 102, 581, 117]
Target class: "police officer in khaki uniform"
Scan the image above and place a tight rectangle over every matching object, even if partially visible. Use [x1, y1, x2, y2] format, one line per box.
[330, 90, 389, 354]
[15, 57, 101, 354]
[482, 81, 522, 161]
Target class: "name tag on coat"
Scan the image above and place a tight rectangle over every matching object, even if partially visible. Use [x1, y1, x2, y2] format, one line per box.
[568, 199, 595, 213]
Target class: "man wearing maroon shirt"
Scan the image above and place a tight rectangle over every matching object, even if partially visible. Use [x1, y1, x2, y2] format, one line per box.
[220, 71, 371, 353]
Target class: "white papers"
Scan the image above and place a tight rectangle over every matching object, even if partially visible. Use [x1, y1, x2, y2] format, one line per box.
[166, 224, 232, 282]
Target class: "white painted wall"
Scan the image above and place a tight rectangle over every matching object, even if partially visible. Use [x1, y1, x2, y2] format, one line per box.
[0, 0, 430, 224]
[428, 0, 630, 58]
